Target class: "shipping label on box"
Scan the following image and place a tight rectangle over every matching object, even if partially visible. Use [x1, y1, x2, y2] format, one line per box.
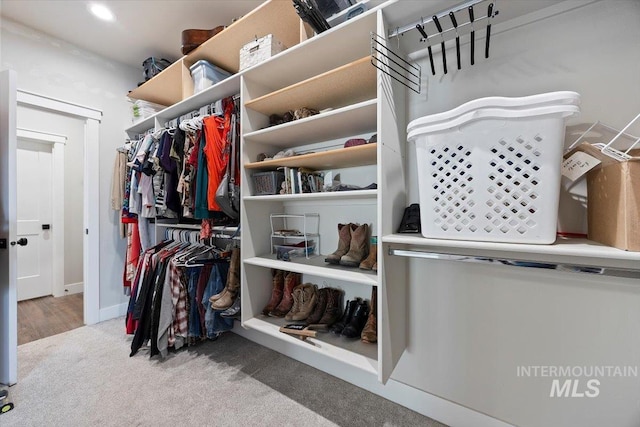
[240, 34, 286, 71]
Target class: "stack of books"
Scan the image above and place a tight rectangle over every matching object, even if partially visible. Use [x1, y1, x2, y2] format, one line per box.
[278, 167, 324, 194]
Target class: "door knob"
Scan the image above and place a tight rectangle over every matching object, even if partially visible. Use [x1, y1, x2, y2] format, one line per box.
[10, 238, 28, 246]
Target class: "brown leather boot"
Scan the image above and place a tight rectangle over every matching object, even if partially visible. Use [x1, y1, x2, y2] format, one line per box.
[340, 224, 369, 267]
[284, 285, 303, 321]
[270, 272, 300, 317]
[291, 284, 318, 321]
[306, 287, 329, 325]
[262, 270, 284, 315]
[361, 287, 377, 343]
[324, 223, 355, 264]
[212, 247, 241, 310]
[359, 243, 377, 270]
[318, 288, 343, 326]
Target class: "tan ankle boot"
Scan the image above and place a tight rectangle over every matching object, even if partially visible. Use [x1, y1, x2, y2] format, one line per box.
[291, 284, 318, 321]
[262, 270, 284, 315]
[284, 286, 304, 321]
[359, 243, 377, 270]
[340, 224, 369, 267]
[361, 287, 377, 343]
[212, 247, 241, 310]
[324, 223, 354, 264]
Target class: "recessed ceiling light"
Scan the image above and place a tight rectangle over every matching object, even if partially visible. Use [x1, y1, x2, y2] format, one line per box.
[88, 3, 115, 22]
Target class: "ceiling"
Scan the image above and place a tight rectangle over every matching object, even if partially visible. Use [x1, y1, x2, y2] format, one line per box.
[1, 0, 265, 70]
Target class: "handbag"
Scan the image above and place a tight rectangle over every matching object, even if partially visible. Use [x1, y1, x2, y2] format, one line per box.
[215, 110, 239, 219]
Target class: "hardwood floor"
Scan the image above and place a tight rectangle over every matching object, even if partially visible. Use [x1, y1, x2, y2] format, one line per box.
[17, 293, 84, 345]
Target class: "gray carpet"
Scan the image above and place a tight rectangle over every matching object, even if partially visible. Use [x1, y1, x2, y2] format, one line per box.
[2, 318, 445, 427]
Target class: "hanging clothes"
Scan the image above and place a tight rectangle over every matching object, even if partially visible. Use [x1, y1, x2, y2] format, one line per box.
[203, 100, 233, 211]
[127, 231, 238, 358]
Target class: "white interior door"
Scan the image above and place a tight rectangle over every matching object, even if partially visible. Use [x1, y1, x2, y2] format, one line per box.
[0, 69, 18, 385]
[16, 138, 53, 301]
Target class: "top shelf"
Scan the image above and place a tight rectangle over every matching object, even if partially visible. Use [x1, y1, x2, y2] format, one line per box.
[187, 0, 301, 73]
[128, 0, 301, 106]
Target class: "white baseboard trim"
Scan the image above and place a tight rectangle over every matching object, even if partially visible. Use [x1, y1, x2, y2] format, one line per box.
[232, 327, 513, 427]
[64, 282, 83, 295]
[98, 302, 128, 322]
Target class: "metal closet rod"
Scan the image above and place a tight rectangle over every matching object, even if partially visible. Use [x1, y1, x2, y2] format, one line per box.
[388, 248, 640, 280]
[388, 0, 495, 40]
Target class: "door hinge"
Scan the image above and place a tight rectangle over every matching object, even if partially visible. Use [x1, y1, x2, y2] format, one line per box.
[0, 239, 6, 249]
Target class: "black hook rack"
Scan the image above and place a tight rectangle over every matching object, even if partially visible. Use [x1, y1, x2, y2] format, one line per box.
[387, 0, 498, 77]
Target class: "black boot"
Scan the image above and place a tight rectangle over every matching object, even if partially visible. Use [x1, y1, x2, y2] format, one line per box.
[341, 299, 369, 338]
[330, 298, 359, 335]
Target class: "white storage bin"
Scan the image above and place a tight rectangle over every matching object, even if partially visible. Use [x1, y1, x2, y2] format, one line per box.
[407, 95, 580, 244]
[240, 34, 285, 71]
[189, 60, 232, 94]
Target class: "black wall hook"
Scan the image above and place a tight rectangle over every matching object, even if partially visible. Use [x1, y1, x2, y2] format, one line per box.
[486, 3, 494, 59]
[416, 23, 436, 75]
[432, 15, 447, 74]
[449, 11, 461, 70]
[468, 5, 475, 65]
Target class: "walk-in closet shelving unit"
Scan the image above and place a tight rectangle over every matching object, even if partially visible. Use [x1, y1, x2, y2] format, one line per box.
[237, 8, 407, 381]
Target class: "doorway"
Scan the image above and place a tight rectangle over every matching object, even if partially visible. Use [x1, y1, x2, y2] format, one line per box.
[1, 74, 102, 385]
[14, 122, 85, 344]
[15, 118, 86, 343]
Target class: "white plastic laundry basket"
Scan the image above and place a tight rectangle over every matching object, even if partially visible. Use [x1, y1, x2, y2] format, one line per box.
[408, 93, 580, 244]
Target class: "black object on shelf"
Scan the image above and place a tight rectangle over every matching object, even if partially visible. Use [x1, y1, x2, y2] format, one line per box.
[293, 0, 332, 34]
[142, 57, 172, 81]
[398, 203, 421, 234]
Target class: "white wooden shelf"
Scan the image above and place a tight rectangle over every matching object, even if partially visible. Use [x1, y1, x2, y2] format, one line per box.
[126, 73, 241, 134]
[186, 0, 301, 74]
[382, 234, 640, 271]
[242, 10, 378, 89]
[242, 317, 378, 374]
[245, 143, 377, 171]
[244, 189, 377, 202]
[243, 99, 377, 149]
[244, 57, 376, 116]
[244, 255, 379, 286]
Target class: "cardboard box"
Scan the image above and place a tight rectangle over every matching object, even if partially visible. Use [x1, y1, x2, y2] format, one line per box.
[566, 143, 640, 251]
[239, 34, 285, 71]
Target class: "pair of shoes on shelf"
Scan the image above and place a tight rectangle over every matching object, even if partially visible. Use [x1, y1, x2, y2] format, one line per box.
[331, 297, 369, 339]
[305, 287, 343, 327]
[268, 107, 319, 127]
[325, 223, 370, 268]
[209, 247, 240, 310]
[263, 270, 302, 317]
[398, 203, 421, 234]
[285, 283, 317, 321]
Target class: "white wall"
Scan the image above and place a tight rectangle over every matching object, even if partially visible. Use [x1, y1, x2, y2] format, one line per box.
[16, 106, 85, 287]
[1, 18, 140, 311]
[390, 1, 640, 427]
